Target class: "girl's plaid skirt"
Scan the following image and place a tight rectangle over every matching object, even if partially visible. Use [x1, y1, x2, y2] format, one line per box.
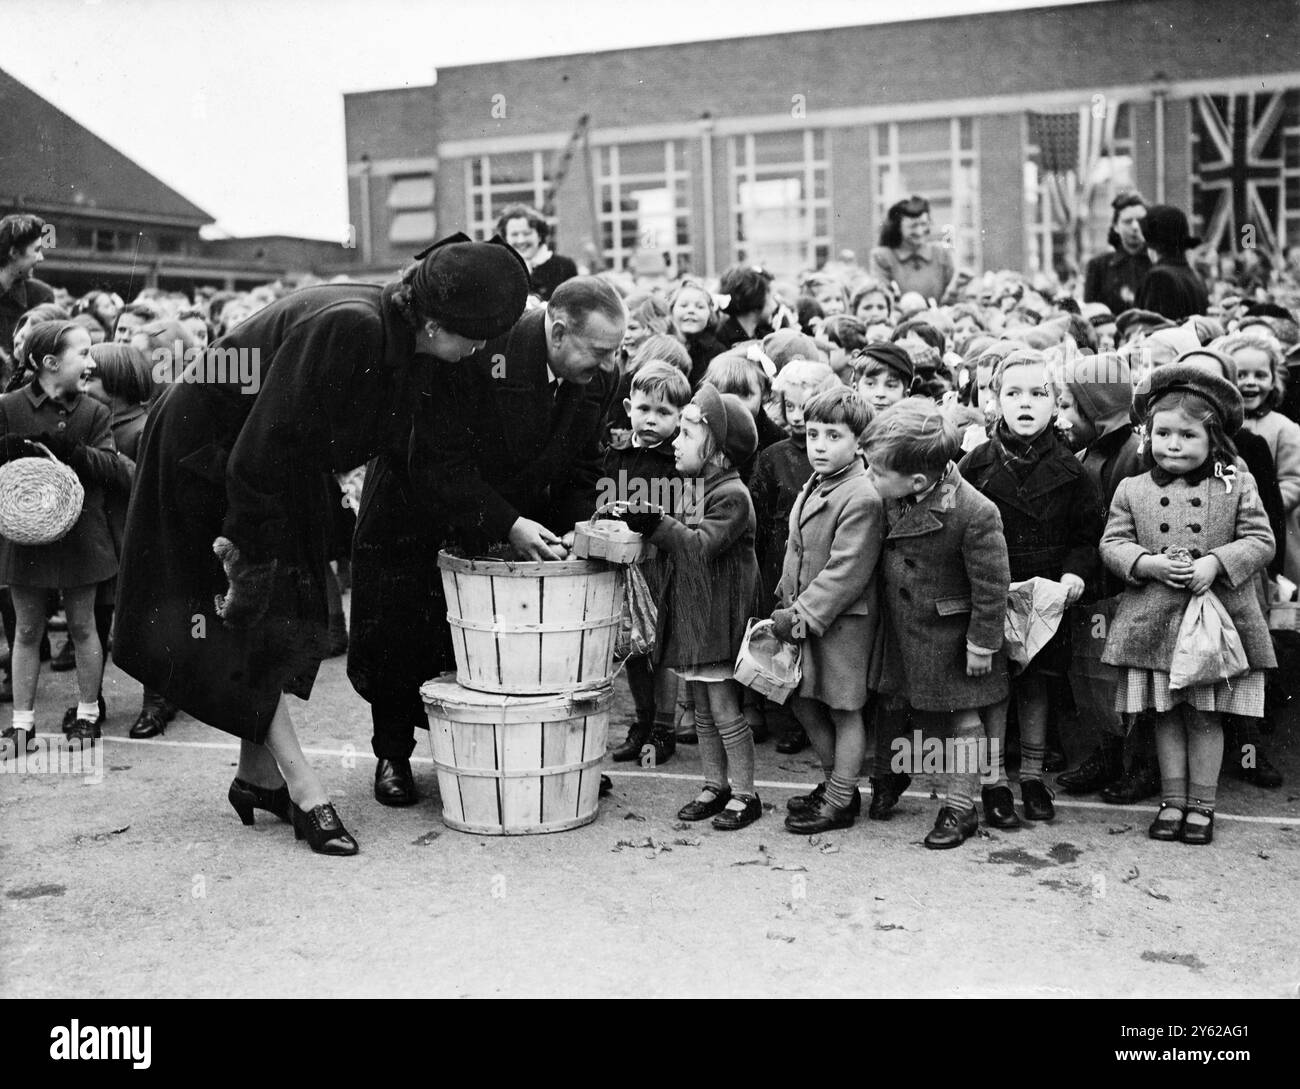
[1115, 668, 1266, 717]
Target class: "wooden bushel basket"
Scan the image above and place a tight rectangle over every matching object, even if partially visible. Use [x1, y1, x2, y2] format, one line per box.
[421, 674, 611, 835]
[438, 551, 624, 695]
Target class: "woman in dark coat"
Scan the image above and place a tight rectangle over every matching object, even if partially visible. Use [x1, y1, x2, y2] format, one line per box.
[112, 235, 528, 855]
[1084, 192, 1150, 316]
[1135, 205, 1209, 323]
[497, 203, 578, 302]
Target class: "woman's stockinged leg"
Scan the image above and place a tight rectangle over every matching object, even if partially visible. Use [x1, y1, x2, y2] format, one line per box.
[9, 586, 48, 712]
[61, 585, 103, 706]
[261, 696, 328, 811]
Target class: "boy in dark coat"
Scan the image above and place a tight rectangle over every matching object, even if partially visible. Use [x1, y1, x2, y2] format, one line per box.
[864, 398, 1012, 849]
[958, 349, 1103, 825]
[604, 362, 690, 765]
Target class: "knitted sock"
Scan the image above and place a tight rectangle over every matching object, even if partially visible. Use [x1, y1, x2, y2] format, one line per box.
[76, 701, 100, 720]
[1187, 781, 1217, 824]
[1160, 777, 1188, 813]
[823, 772, 858, 811]
[693, 701, 727, 794]
[715, 713, 755, 797]
[945, 719, 982, 813]
[10, 708, 34, 732]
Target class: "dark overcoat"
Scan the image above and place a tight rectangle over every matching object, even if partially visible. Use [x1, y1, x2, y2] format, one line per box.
[958, 431, 1103, 674]
[114, 284, 418, 741]
[877, 465, 1011, 711]
[0, 383, 121, 588]
[1100, 469, 1276, 672]
[751, 435, 813, 605]
[347, 306, 614, 706]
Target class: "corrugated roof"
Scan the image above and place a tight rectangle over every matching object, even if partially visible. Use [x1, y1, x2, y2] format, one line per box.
[0, 66, 212, 226]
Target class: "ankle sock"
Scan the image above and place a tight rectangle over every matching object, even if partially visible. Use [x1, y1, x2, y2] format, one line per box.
[823, 773, 858, 810]
[11, 708, 34, 732]
[1020, 739, 1046, 782]
[1160, 777, 1188, 812]
[77, 701, 100, 720]
[715, 713, 755, 797]
[1187, 781, 1217, 821]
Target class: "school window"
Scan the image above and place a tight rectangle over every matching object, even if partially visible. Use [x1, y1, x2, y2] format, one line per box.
[874, 118, 980, 270]
[387, 173, 437, 246]
[1024, 102, 1135, 277]
[594, 140, 692, 277]
[729, 130, 830, 277]
[466, 152, 553, 241]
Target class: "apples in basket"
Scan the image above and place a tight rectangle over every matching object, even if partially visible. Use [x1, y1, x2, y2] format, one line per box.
[0, 441, 85, 545]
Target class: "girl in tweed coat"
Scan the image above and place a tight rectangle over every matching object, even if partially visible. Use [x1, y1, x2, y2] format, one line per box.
[1101, 364, 1275, 845]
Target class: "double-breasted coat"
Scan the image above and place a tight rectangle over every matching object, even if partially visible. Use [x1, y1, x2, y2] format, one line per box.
[114, 283, 419, 742]
[776, 458, 884, 705]
[877, 465, 1011, 711]
[347, 306, 615, 707]
[1100, 469, 1276, 672]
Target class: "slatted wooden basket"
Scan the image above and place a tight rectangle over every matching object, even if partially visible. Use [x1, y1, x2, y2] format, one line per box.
[421, 673, 610, 834]
[438, 551, 624, 695]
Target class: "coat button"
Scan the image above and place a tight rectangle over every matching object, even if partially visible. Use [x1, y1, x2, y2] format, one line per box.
[57, 422, 67, 430]
[1190, 497, 1202, 506]
[1160, 497, 1170, 506]
[1160, 523, 1169, 532]
[1189, 523, 1202, 533]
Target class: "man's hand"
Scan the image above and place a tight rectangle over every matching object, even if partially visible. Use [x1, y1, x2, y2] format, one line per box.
[1060, 573, 1086, 605]
[508, 517, 564, 561]
[966, 648, 993, 677]
[1186, 555, 1222, 595]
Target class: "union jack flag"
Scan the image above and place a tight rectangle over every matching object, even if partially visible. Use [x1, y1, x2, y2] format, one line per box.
[1192, 91, 1290, 255]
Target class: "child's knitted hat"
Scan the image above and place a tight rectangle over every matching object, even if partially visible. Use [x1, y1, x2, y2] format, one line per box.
[691, 384, 758, 468]
[762, 329, 820, 370]
[854, 342, 915, 384]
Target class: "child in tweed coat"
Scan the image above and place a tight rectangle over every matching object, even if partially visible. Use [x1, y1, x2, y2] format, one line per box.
[863, 398, 1012, 850]
[1101, 364, 1275, 845]
[771, 388, 882, 833]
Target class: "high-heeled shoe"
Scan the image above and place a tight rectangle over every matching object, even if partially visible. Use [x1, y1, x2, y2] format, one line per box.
[228, 777, 292, 826]
[291, 801, 359, 856]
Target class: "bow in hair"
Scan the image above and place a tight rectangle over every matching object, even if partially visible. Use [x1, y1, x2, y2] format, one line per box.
[1214, 461, 1236, 494]
[746, 344, 777, 379]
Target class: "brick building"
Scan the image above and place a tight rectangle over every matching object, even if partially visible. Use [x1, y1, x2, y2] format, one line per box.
[343, 0, 1300, 283]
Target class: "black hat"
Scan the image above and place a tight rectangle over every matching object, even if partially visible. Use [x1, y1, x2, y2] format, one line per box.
[691, 384, 758, 468]
[1245, 301, 1294, 321]
[1142, 205, 1200, 254]
[1136, 361, 1244, 434]
[854, 342, 915, 384]
[889, 195, 930, 219]
[1115, 308, 1176, 341]
[404, 233, 529, 340]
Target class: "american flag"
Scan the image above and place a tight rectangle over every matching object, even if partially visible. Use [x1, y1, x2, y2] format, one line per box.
[1192, 92, 1289, 255]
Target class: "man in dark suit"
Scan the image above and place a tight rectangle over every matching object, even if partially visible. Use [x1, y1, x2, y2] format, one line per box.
[349, 277, 624, 805]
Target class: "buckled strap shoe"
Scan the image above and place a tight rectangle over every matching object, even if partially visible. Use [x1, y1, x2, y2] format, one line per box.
[923, 805, 979, 849]
[1180, 804, 1214, 846]
[374, 757, 418, 807]
[677, 786, 732, 822]
[981, 784, 1022, 828]
[1147, 802, 1184, 842]
[712, 793, 762, 831]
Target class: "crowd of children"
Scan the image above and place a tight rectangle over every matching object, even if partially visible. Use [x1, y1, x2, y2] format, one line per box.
[4, 202, 1299, 851]
[599, 241, 1298, 848]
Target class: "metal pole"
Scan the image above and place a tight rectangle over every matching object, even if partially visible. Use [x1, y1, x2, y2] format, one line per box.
[699, 115, 716, 278]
